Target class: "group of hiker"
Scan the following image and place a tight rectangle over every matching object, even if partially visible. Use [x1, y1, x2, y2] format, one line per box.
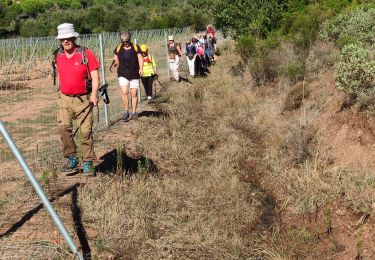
[167, 25, 218, 81]
[53, 23, 218, 175]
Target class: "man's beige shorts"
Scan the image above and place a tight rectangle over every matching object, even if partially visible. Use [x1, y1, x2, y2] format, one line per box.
[118, 77, 140, 89]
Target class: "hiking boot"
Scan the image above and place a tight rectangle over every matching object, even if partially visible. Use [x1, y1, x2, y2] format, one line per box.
[82, 161, 95, 176]
[123, 111, 130, 122]
[130, 112, 138, 120]
[62, 155, 79, 173]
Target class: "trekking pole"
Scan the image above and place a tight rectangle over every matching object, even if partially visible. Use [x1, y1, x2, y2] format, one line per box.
[72, 83, 109, 137]
[0, 119, 84, 260]
[155, 77, 168, 91]
[72, 103, 94, 137]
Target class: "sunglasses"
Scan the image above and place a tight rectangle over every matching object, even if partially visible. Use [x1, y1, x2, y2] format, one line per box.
[60, 37, 74, 42]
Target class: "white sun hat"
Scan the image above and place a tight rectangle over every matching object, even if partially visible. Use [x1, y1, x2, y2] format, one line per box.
[168, 35, 174, 41]
[56, 23, 79, 40]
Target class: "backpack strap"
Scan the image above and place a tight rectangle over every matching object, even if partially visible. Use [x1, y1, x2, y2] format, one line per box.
[77, 46, 91, 80]
[116, 44, 122, 54]
[133, 43, 138, 52]
[115, 43, 139, 54]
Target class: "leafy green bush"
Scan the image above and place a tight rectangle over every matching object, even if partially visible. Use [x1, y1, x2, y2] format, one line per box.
[282, 3, 332, 49]
[279, 62, 305, 84]
[214, 0, 284, 38]
[235, 35, 256, 62]
[336, 43, 375, 94]
[320, 6, 375, 47]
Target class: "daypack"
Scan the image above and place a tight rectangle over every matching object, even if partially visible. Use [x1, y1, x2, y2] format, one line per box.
[114, 43, 139, 54]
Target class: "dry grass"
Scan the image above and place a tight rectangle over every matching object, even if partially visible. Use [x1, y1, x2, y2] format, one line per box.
[283, 81, 312, 111]
[77, 40, 375, 259]
[80, 51, 268, 259]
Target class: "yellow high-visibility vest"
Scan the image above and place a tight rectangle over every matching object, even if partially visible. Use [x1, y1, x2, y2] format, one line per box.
[142, 54, 156, 77]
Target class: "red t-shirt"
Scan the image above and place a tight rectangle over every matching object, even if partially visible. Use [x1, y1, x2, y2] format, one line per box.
[207, 27, 216, 37]
[57, 48, 100, 95]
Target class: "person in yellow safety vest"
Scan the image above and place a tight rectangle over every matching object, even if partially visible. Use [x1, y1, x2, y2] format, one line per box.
[140, 44, 157, 101]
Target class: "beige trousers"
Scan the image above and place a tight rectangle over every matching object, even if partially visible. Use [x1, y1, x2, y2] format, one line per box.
[57, 93, 96, 161]
[168, 56, 180, 81]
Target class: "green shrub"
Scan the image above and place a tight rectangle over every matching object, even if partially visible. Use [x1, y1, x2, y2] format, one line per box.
[214, 0, 284, 38]
[320, 6, 375, 47]
[250, 54, 278, 85]
[306, 41, 337, 75]
[336, 43, 375, 94]
[279, 62, 305, 84]
[236, 35, 256, 62]
[336, 35, 359, 49]
[282, 3, 332, 49]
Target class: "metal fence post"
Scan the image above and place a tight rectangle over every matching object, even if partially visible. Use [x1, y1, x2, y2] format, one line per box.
[134, 38, 141, 102]
[0, 119, 84, 260]
[164, 32, 169, 79]
[99, 33, 109, 127]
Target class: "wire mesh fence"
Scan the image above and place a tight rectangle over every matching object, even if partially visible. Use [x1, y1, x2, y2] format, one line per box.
[0, 27, 191, 168]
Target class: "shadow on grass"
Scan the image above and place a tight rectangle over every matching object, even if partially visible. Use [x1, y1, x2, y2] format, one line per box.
[0, 183, 91, 259]
[138, 110, 169, 118]
[96, 148, 158, 175]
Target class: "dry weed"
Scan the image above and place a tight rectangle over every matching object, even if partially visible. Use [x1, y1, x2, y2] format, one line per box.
[80, 53, 266, 259]
[78, 43, 375, 259]
[283, 81, 312, 111]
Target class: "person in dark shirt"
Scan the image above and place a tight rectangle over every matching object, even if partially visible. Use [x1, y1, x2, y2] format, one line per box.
[112, 31, 143, 122]
[185, 38, 197, 77]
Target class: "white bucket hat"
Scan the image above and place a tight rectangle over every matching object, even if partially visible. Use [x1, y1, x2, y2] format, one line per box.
[56, 23, 79, 40]
[168, 35, 174, 41]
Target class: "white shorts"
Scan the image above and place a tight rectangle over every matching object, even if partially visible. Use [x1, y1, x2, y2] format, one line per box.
[118, 77, 140, 89]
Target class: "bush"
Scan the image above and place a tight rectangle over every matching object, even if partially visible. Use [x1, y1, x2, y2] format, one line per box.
[250, 54, 278, 85]
[236, 35, 256, 62]
[283, 82, 311, 111]
[305, 41, 337, 75]
[282, 3, 332, 49]
[336, 43, 375, 94]
[214, 0, 284, 38]
[279, 62, 305, 85]
[320, 6, 375, 47]
[357, 88, 375, 115]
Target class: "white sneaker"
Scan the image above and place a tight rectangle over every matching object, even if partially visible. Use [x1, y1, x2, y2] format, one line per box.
[147, 96, 152, 100]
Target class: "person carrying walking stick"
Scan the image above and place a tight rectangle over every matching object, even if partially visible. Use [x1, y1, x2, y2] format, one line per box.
[54, 23, 100, 175]
[140, 44, 157, 101]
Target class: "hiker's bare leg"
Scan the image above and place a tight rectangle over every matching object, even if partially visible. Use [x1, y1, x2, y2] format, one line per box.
[120, 85, 129, 111]
[130, 88, 138, 113]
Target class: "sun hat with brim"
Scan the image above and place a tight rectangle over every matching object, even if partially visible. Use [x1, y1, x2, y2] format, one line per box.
[56, 23, 79, 40]
[168, 35, 174, 41]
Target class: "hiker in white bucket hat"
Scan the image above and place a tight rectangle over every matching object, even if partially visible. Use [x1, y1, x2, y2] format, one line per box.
[167, 35, 183, 82]
[54, 23, 100, 175]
